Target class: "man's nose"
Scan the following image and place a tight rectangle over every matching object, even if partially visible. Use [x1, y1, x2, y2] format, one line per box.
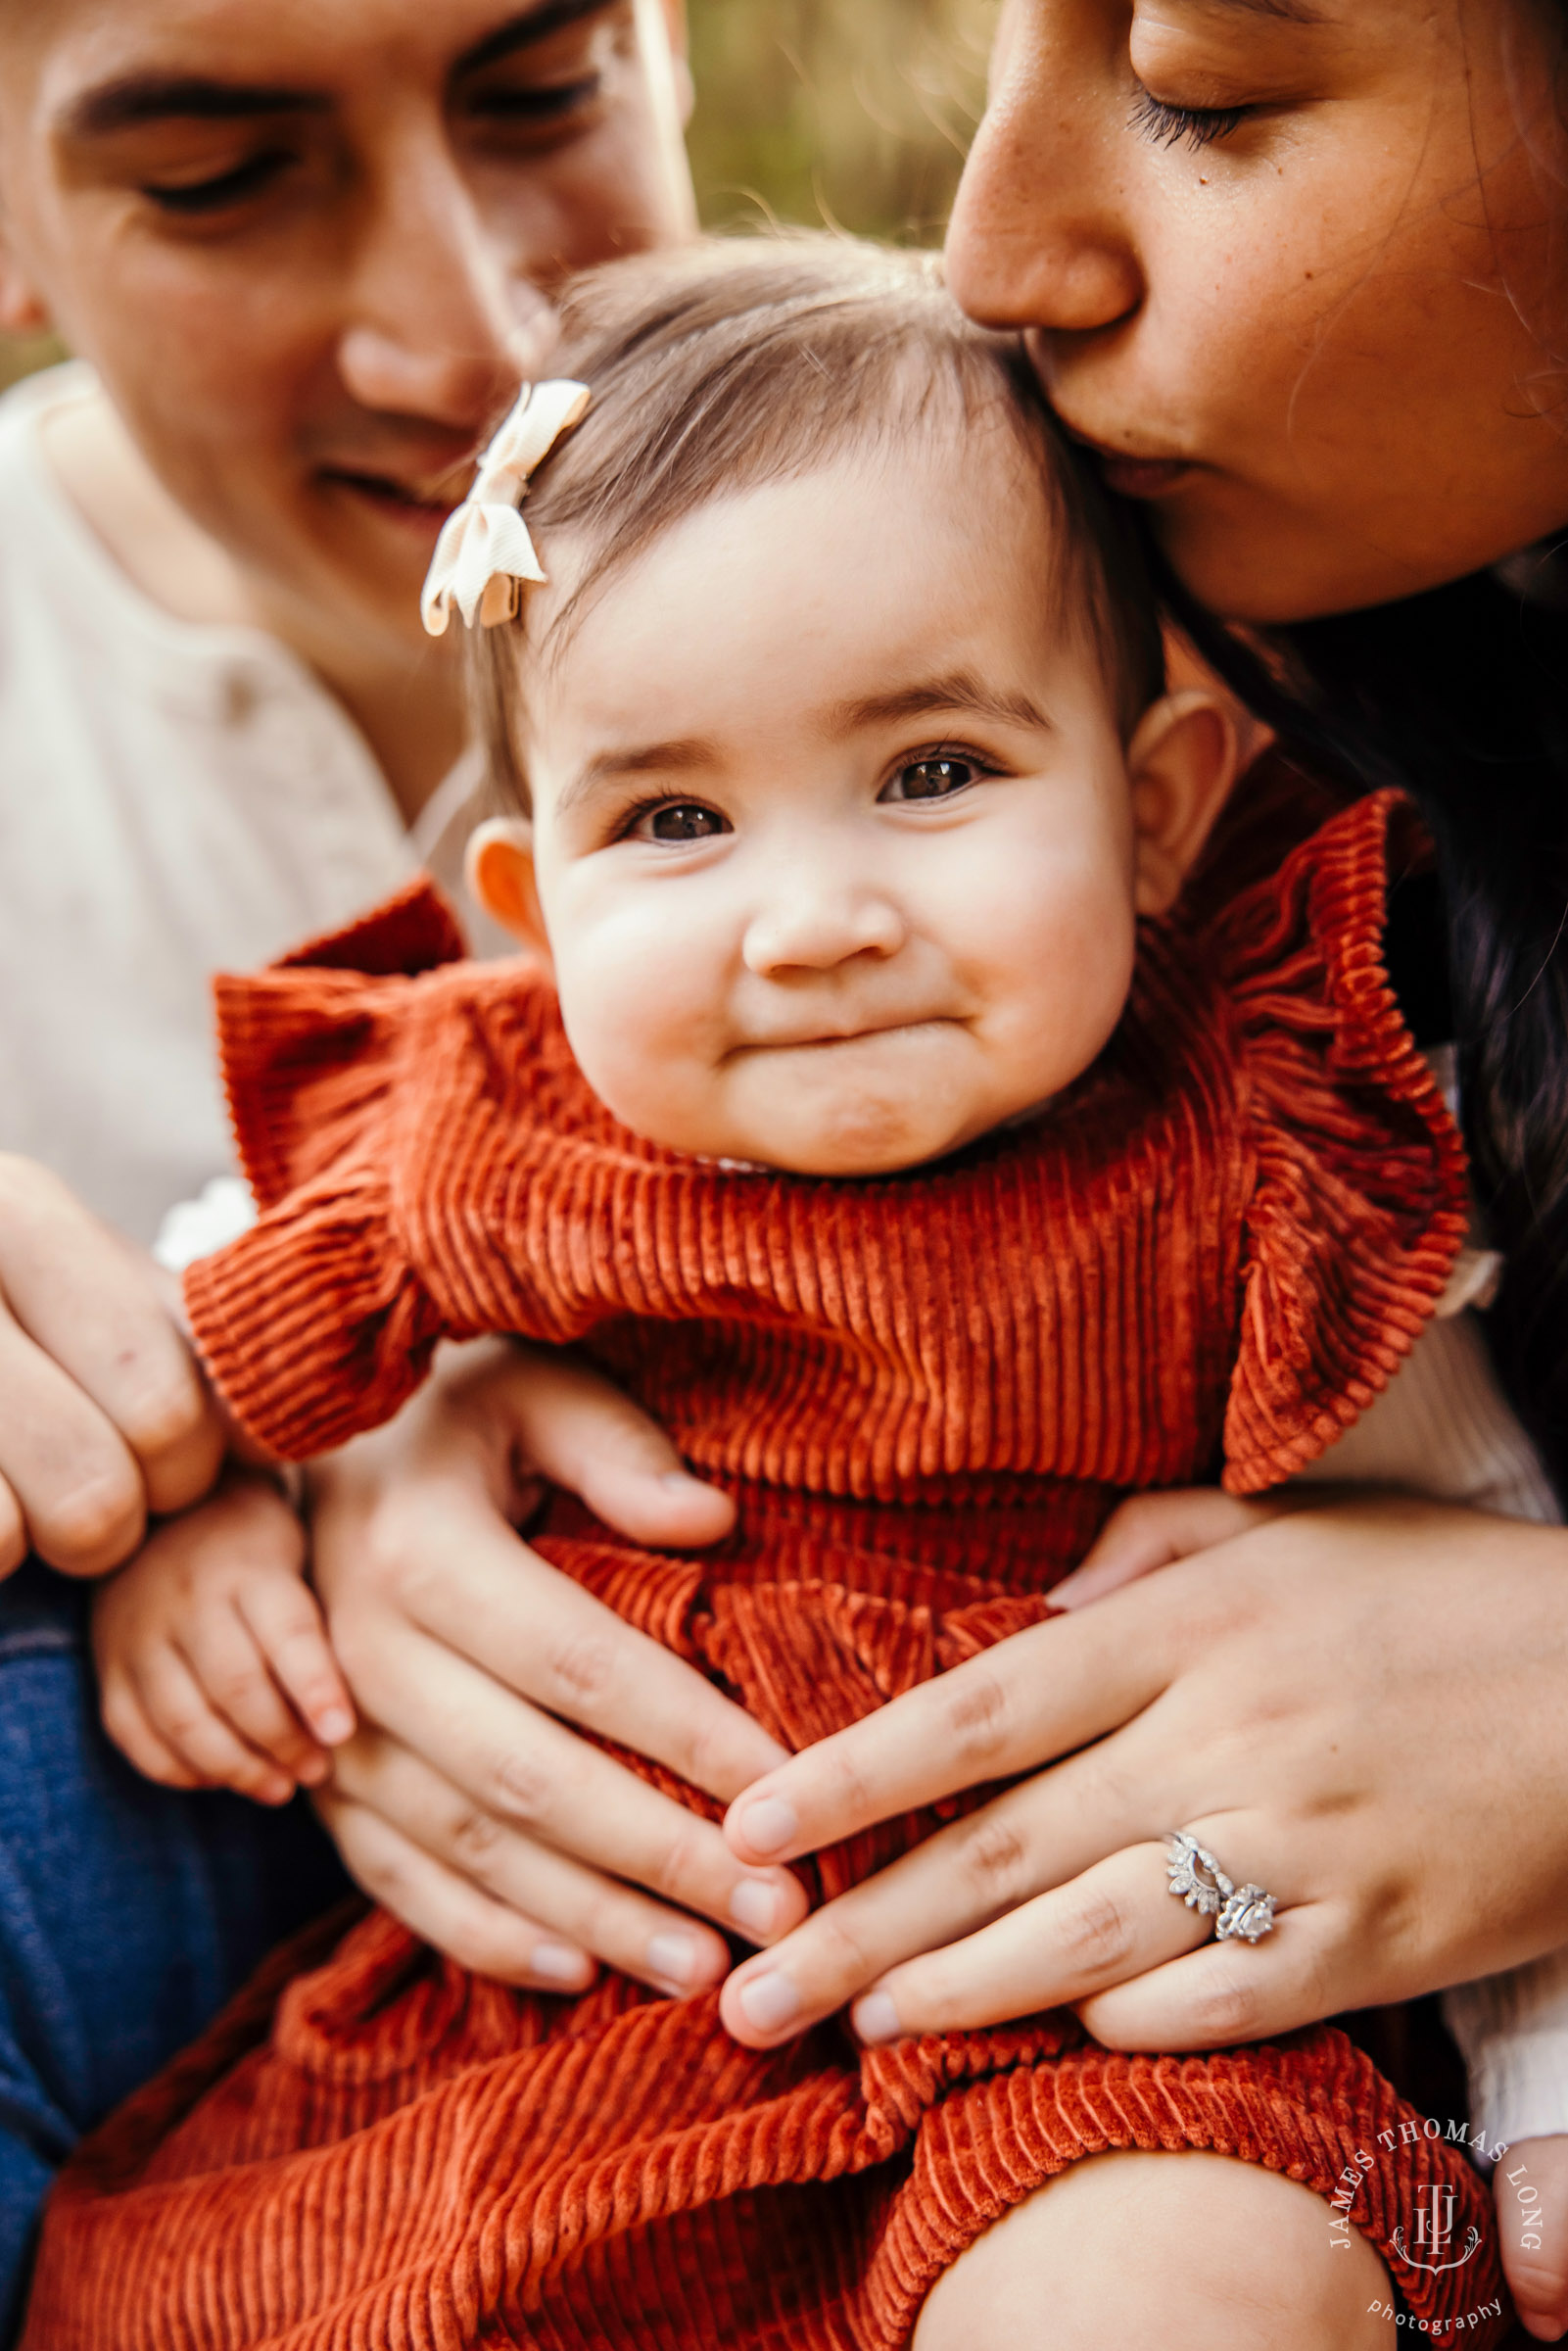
[337, 136, 556, 430]
[944, 7, 1143, 336]
[742, 874, 908, 978]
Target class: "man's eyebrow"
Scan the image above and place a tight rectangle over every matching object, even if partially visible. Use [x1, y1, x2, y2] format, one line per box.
[458, 0, 627, 76]
[62, 77, 328, 138]
[557, 738, 721, 813]
[832, 674, 1054, 737]
[59, 0, 623, 140]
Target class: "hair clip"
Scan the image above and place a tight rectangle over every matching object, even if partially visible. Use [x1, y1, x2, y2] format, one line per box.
[421, 378, 592, 638]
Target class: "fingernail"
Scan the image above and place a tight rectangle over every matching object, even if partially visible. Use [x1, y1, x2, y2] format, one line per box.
[730, 1880, 782, 1938]
[294, 1754, 330, 1787]
[853, 1991, 901, 2046]
[736, 1797, 798, 1858]
[660, 1471, 708, 1495]
[646, 1933, 704, 1988]
[736, 1971, 801, 2034]
[313, 1706, 355, 1745]
[531, 1941, 591, 1988]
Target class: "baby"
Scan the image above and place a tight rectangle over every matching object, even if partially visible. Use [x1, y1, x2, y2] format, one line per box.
[41, 239, 1544, 2350]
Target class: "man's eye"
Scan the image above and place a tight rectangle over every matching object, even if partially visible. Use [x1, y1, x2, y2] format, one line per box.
[881, 756, 983, 804]
[631, 802, 732, 843]
[1128, 84, 1251, 151]
[141, 151, 292, 215]
[471, 76, 605, 126]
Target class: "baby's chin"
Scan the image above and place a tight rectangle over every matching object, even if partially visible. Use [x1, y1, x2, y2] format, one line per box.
[642, 1070, 1018, 1181]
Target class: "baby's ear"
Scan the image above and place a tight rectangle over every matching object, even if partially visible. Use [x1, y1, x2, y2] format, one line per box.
[1126, 691, 1241, 919]
[465, 818, 551, 967]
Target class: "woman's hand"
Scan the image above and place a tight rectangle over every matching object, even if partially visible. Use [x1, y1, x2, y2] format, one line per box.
[0, 1156, 226, 1577]
[309, 1341, 810, 1997]
[717, 1496, 1568, 2052]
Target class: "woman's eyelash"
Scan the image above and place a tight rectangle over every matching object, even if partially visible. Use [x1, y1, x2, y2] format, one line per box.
[1128, 85, 1251, 152]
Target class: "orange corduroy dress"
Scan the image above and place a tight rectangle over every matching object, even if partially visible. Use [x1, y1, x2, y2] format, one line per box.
[24, 790, 1507, 2349]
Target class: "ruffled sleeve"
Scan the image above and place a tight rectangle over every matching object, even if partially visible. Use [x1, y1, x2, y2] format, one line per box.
[183, 881, 466, 1463]
[1210, 791, 1471, 1492]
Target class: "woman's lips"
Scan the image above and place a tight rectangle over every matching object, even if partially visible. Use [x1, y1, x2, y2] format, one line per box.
[1062, 431, 1198, 500]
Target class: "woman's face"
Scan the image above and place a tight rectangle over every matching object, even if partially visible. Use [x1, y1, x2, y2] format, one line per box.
[947, 0, 1568, 623]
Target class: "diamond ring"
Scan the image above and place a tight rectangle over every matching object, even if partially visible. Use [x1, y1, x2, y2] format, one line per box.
[1164, 1831, 1278, 1944]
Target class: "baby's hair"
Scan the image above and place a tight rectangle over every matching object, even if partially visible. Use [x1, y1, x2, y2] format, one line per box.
[469, 234, 1166, 813]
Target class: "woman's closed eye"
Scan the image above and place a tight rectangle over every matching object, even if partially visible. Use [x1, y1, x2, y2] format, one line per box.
[625, 800, 734, 845]
[879, 752, 996, 806]
[1128, 86, 1252, 152]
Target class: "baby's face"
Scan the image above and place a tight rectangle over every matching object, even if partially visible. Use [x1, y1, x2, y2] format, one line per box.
[497, 438, 1227, 1177]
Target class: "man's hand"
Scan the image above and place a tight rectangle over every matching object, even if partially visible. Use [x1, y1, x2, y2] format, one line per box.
[309, 1341, 809, 1995]
[0, 1156, 226, 1576]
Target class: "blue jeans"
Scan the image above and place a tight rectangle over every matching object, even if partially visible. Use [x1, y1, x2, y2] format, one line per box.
[0, 1560, 348, 2343]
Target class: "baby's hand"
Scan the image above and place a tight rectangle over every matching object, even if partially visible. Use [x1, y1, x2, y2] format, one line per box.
[1497, 2136, 1568, 2341]
[93, 1471, 355, 1806]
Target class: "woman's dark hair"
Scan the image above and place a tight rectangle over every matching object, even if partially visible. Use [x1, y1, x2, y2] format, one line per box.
[1158, 0, 1568, 1504]
[1160, 554, 1568, 1505]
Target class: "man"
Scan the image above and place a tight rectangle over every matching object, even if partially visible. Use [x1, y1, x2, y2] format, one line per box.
[0, 4, 784, 2330]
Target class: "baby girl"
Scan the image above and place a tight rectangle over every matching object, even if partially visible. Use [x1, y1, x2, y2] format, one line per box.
[32, 239, 1546, 2349]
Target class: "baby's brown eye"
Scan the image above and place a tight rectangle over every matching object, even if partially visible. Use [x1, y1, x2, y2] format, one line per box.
[882, 757, 979, 803]
[637, 801, 731, 843]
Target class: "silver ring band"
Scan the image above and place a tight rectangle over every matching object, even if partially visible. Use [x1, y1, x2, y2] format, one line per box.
[1164, 1831, 1278, 1943]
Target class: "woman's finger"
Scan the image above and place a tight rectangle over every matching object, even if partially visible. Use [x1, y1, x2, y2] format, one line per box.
[1075, 1900, 1350, 2052]
[725, 1586, 1180, 1868]
[0, 1154, 224, 1520]
[717, 1738, 1173, 2046]
[314, 1787, 598, 1994]
[330, 1732, 743, 1994]
[844, 1844, 1212, 2045]
[1050, 1489, 1276, 1609]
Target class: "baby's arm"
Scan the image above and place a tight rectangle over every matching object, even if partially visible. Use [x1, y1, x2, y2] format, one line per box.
[92, 1469, 356, 1806]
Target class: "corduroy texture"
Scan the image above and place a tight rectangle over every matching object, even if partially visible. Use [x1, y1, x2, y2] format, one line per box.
[24, 791, 1501, 2348]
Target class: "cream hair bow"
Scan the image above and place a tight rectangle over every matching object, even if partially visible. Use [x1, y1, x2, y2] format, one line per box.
[421, 378, 592, 638]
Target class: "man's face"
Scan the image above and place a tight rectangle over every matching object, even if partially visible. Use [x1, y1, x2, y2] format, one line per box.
[0, 0, 696, 654]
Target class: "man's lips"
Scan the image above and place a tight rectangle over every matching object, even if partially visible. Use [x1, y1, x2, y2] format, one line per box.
[316, 461, 472, 530]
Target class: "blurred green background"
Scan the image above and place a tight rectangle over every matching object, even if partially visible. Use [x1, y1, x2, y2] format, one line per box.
[688, 0, 996, 242]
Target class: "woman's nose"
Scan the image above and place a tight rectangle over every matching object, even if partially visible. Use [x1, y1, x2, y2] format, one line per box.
[337, 143, 557, 430]
[742, 881, 908, 978]
[945, 6, 1143, 336]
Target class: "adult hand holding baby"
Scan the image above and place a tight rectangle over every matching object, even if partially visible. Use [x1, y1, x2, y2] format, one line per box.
[0, 1154, 226, 1578]
[309, 1337, 810, 1999]
[721, 1495, 1568, 2054]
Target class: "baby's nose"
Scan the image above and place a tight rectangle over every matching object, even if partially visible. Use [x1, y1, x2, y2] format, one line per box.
[741, 884, 906, 977]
